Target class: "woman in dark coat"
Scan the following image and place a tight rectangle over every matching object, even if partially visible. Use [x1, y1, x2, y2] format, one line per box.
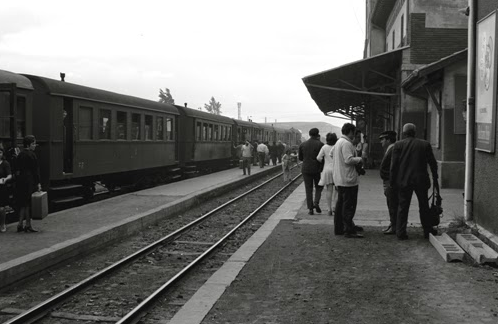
[0, 147, 12, 233]
[15, 135, 41, 233]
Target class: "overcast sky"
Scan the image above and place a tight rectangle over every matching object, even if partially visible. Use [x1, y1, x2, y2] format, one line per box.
[1, 0, 366, 127]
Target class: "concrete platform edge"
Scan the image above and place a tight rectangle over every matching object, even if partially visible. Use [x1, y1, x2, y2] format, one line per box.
[468, 221, 498, 253]
[167, 182, 305, 324]
[0, 168, 278, 290]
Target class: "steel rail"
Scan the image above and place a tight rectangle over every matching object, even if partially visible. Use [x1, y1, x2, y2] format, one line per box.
[117, 172, 302, 324]
[3, 166, 297, 324]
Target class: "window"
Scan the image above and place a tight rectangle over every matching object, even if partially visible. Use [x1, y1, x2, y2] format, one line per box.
[156, 116, 164, 140]
[117, 111, 127, 140]
[401, 15, 404, 44]
[228, 126, 231, 140]
[131, 113, 141, 140]
[208, 124, 213, 141]
[196, 122, 202, 140]
[0, 92, 10, 137]
[79, 106, 93, 140]
[16, 97, 26, 138]
[99, 109, 112, 139]
[145, 115, 153, 140]
[214, 125, 219, 141]
[221, 126, 225, 141]
[166, 117, 173, 140]
[203, 123, 208, 141]
[392, 30, 395, 50]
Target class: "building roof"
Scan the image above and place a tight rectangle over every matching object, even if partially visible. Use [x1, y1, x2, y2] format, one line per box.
[371, 0, 397, 28]
[402, 48, 468, 92]
[302, 46, 406, 119]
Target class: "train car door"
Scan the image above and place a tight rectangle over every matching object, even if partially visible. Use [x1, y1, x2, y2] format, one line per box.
[0, 83, 17, 156]
[63, 98, 74, 174]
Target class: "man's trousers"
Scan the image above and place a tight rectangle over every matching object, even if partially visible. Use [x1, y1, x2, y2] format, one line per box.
[302, 172, 323, 210]
[334, 185, 359, 235]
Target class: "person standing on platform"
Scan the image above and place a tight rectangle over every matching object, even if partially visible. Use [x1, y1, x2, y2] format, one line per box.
[252, 140, 259, 166]
[269, 141, 278, 166]
[390, 123, 439, 240]
[282, 148, 293, 182]
[316, 132, 338, 216]
[276, 140, 285, 164]
[332, 123, 363, 238]
[379, 131, 398, 235]
[15, 135, 41, 233]
[241, 140, 253, 176]
[298, 128, 324, 215]
[257, 141, 269, 168]
[0, 148, 13, 232]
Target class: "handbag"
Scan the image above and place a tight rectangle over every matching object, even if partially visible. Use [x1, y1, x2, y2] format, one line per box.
[428, 185, 443, 226]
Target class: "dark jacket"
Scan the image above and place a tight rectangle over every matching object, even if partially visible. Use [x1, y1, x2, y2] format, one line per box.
[379, 144, 394, 181]
[298, 137, 324, 174]
[390, 137, 438, 189]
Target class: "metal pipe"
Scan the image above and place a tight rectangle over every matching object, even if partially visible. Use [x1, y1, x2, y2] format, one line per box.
[465, 0, 476, 221]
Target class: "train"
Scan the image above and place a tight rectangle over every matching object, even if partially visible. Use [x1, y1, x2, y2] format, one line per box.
[0, 69, 301, 207]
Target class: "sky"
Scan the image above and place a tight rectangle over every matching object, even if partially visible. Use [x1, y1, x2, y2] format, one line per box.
[0, 0, 366, 127]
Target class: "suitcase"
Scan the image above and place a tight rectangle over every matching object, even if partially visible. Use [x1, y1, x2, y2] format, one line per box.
[31, 191, 48, 220]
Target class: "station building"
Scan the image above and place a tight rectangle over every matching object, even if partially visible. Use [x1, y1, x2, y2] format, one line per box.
[303, 0, 468, 189]
[304, 0, 498, 236]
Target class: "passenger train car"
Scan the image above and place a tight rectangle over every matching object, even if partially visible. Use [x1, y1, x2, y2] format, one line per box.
[0, 69, 301, 206]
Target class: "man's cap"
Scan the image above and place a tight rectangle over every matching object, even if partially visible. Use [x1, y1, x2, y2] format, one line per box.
[309, 128, 319, 136]
[379, 130, 396, 140]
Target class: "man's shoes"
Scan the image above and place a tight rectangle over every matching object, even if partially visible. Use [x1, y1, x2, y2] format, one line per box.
[353, 225, 363, 232]
[383, 228, 396, 235]
[424, 228, 438, 239]
[314, 205, 322, 213]
[345, 233, 364, 238]
[17, 225, 24, 233]
[308, 209, 314, 215]
[383, 225, 392, 233]
[0, 225, 6, 233]
[397, 234, 409, 241]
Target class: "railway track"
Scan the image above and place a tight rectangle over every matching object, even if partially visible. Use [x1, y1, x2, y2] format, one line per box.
[3, 166, 302, 324]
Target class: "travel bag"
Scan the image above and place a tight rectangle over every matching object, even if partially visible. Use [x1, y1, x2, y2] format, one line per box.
[31, 191, 48, 220]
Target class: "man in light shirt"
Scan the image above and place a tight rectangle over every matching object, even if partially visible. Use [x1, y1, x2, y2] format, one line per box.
[332, 123, 364, 238]
[257, 142, 269, 168]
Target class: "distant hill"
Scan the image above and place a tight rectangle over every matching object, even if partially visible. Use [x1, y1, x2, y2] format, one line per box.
[273, 122, 342, 142]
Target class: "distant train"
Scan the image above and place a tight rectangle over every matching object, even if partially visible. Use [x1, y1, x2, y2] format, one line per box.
[0, 70, 301, 206]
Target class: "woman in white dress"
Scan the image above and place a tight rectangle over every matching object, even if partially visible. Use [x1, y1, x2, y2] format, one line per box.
[316, 133, 338, 216]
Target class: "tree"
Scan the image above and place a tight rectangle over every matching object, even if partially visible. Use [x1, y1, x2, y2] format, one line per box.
[204, 97, 222, 115]
[158, 88, 175, 104]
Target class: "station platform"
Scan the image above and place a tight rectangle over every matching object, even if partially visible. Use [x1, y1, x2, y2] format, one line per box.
[168, 173, 498, 324]
[0, 164, 278, 289]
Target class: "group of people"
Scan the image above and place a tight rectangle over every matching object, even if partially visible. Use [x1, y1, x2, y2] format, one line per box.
[0, 135, 42, 233]
[234, 140, 295, 177]
[299, 122, 439, 240]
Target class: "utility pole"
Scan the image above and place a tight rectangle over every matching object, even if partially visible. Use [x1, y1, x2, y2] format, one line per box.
[237, 102, 242, 120]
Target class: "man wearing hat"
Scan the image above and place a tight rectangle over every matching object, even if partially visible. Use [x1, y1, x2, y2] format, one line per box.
[298, 128, 324, 215]
[379, 130, 398, 235]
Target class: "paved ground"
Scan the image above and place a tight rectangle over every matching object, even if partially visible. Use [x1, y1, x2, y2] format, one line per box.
[168, 172, 498, 324]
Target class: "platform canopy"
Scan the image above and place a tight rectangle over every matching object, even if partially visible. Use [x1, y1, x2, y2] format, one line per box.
[302, 47, 406, 120]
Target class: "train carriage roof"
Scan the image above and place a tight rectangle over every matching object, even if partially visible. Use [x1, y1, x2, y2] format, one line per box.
[232, 119, 261, 128]
[23, 74, 179, 115]
[273, 126, 290, 133]
[0, 70, 34, 90]
[175, 105, 235, 124]
[258, 123, 274, 131]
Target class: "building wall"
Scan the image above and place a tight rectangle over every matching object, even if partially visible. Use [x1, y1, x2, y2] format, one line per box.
[410, 13, 468, 64]
[386, 0, 408, 50]
[410, 0, 468, 29]
[474, 0, 498, 236]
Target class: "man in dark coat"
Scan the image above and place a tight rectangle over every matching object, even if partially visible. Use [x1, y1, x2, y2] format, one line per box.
[298, 128, 324, 215]
[379, 130, 397, 235]
[390, 123, 438, 240]
[276, 140, 285, 164]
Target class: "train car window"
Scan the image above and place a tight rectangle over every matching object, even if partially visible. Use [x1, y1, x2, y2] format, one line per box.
[196, 122, 202, 141]
[16, 96, 26, 138]
[228, 126, 231, 140]
[0, 93, 9, 137]
[99, 109, 112, 140]
[156, 116, 164, 140]
[116, 111, 127, 140]
[145, 115, 153, 140]
[203, 123, 207, 141]
[166, 117, 173, 140]
[131, 113, 141, 140]
[221, 126, 225, 141]
[208, 124, 213, 141]
[214, 125, 219, 141]
[79, 106, 93, 140]
[237, 128, 241, 142]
